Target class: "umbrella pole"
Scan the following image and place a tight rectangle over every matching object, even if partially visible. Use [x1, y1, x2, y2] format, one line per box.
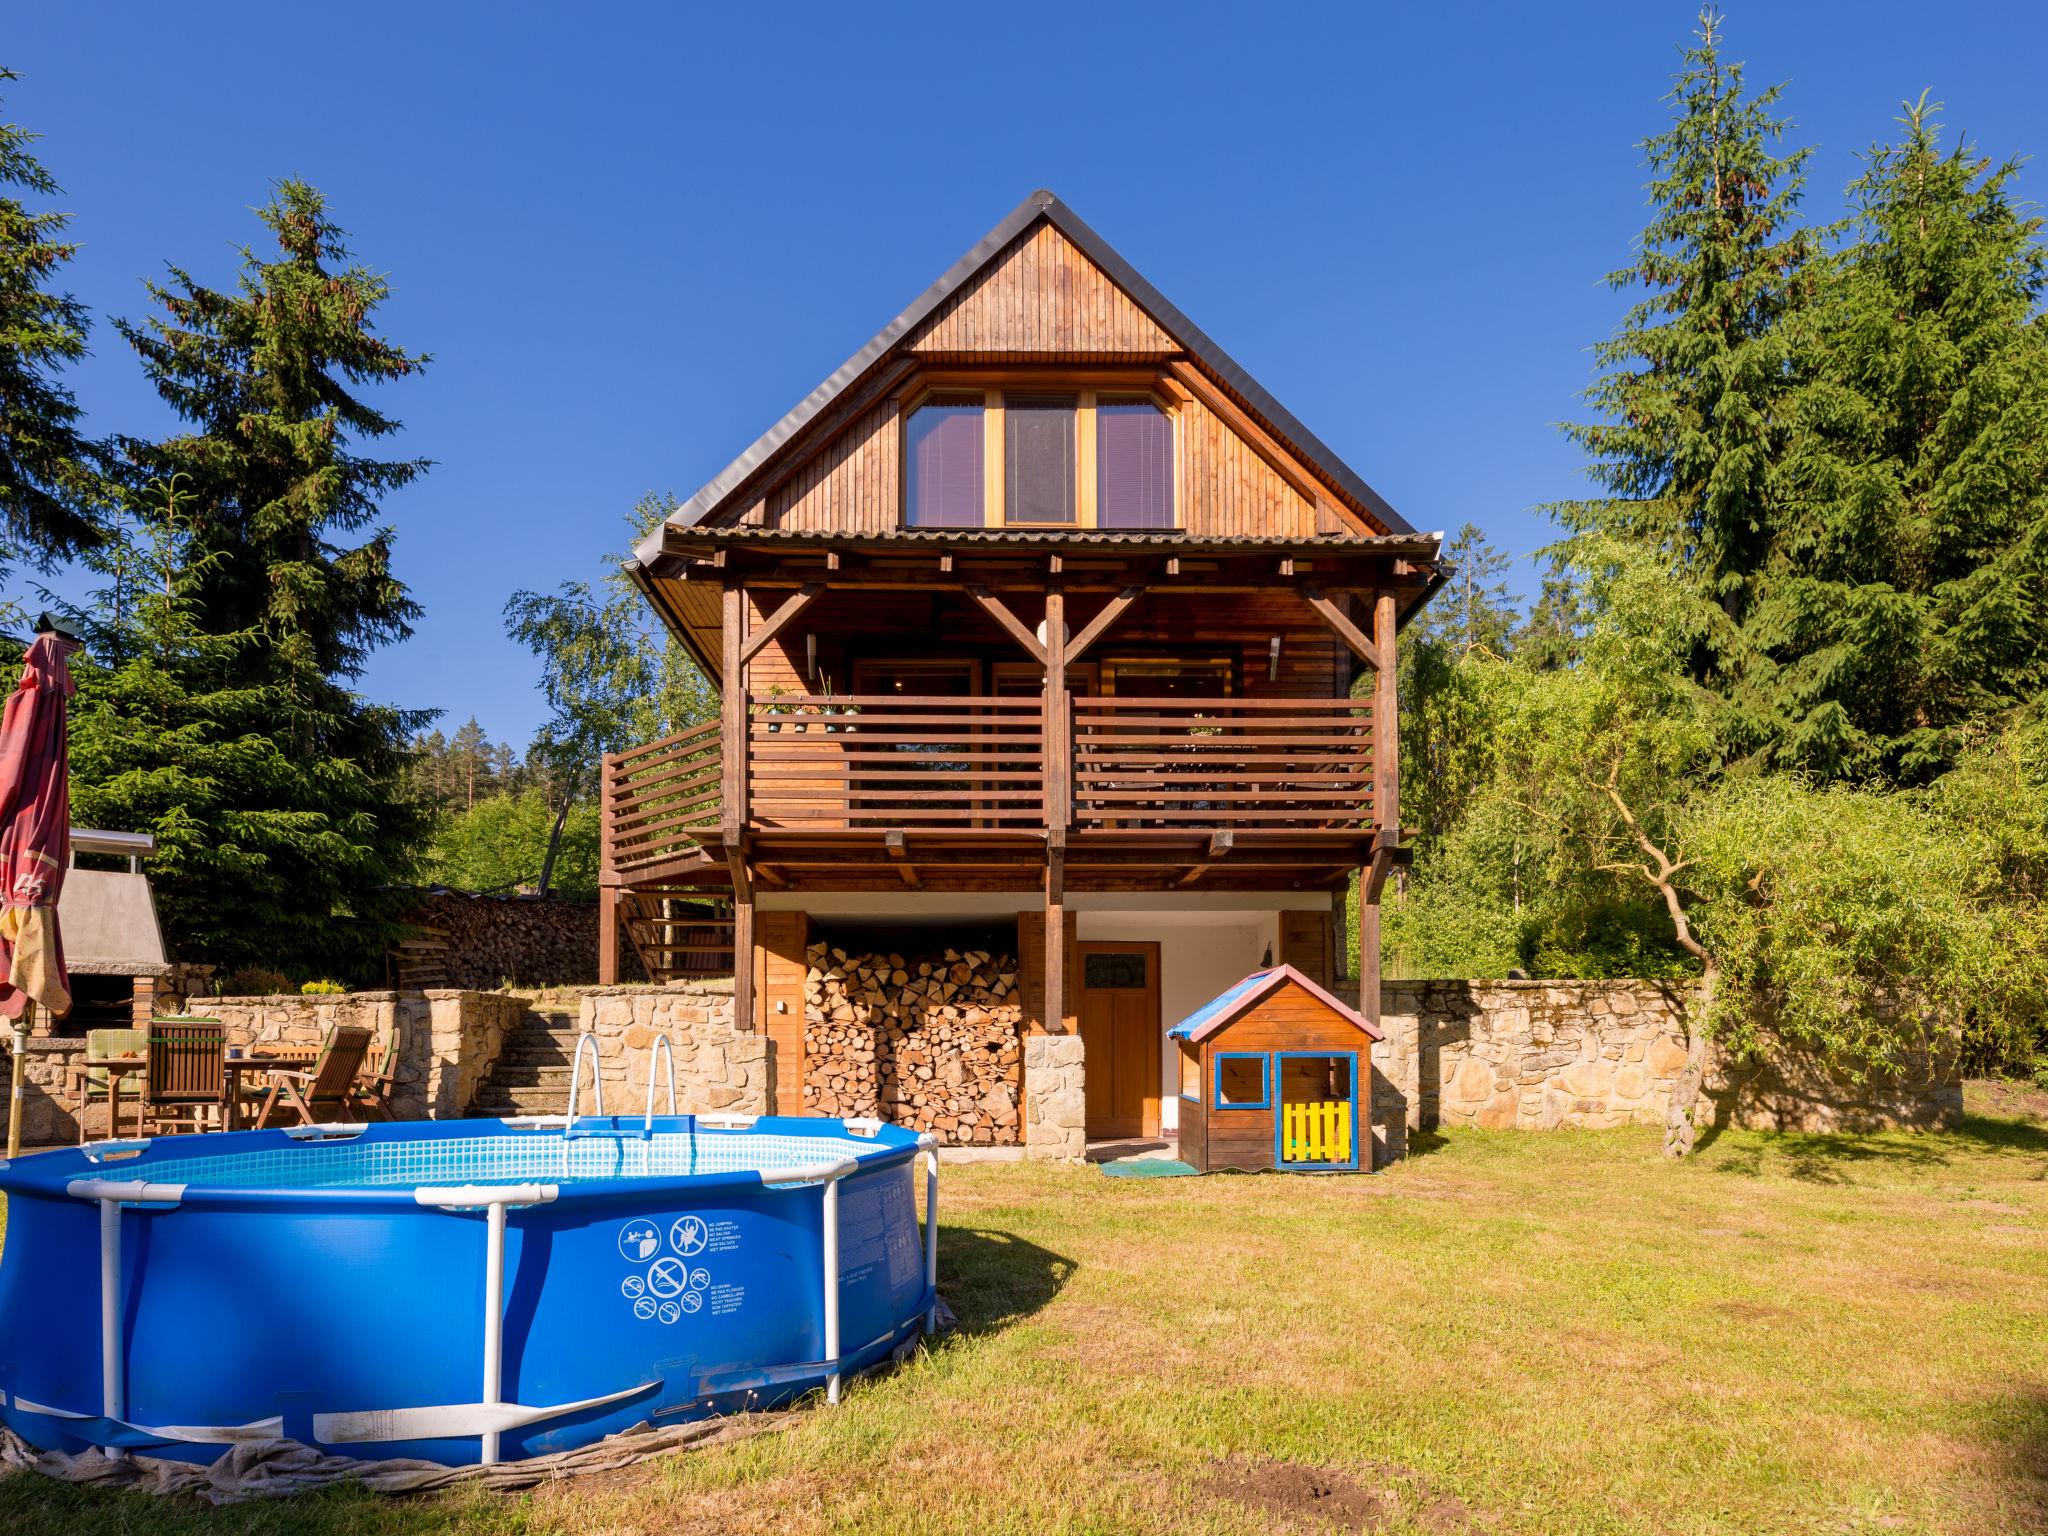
[6, 1000, 30, 1159]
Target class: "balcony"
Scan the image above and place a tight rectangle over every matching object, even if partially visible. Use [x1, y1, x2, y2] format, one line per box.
[603, 694, 1375, 885]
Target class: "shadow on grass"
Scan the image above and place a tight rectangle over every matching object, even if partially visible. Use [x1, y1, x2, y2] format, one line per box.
[1700, 1113, 2048, 1182]
[936, 1225, 1075, 1337]
[1976, 1384, 2048, 1531]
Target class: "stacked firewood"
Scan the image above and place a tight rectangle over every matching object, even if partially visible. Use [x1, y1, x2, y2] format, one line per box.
[804, 943, 1024, 1144]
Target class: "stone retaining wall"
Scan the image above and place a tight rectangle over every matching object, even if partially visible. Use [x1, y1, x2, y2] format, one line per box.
[576, 981, 766, 1116]
[1371, 979, 1962, 1144]
[3, 989, 524, 1143]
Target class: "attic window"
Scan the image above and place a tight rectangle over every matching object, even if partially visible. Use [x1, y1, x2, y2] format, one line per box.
[1096, 401, 1174, 529]
[905, 397, 985, 528]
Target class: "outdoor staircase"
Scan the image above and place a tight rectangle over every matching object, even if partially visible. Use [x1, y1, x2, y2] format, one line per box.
[621, 889, 735, 986]
[467, 994, 586, 1118]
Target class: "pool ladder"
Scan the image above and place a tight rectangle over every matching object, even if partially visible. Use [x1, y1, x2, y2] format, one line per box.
[560, 1031, 677, 1139]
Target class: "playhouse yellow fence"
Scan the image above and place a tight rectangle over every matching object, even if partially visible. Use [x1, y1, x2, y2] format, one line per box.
[1281, 1100, 1352, 1164]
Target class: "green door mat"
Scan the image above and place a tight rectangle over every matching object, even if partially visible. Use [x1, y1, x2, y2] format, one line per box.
[1100, 1158, 1200, 1179]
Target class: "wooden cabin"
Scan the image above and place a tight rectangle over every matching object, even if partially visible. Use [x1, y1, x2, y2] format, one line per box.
[1170, 965, 1384, 1173]
[599, 190, 1441, 1156]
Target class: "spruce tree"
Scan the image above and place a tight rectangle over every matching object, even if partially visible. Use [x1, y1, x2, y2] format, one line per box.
[0, 69, 102, 591]
[1769, 98, 2048, 782]
[75, 182, 434, 979]
[1556, 10, 1810, 757]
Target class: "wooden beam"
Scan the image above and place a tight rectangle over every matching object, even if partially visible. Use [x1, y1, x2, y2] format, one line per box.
[1044, 587, 1069, 847]
[720, 580, 748, 845]
[1357, 862, 1380, 1028]
[1299, 585, 1381, 673]
[1207, 829, 1235, 859]
[1374, 589, 1400, 844]
[728, 850, 755, 1032]
[1066, 585, 1145, 662]
[1044, 850, 1066, 1035]
[966, 585, 1048, 663]
[738, 582, 823, 666]
[884, 830, 921, 888]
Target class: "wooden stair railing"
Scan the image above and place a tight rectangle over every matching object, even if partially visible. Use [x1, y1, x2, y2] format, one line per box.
[621, 889, 737, 984]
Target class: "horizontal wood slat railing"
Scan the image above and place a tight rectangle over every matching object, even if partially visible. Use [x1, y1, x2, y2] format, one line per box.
[606, 718, 722, 875]
[603, 694, 1377, 870]
[1071, 696, 1373, 831]
[749, 693, 1046, 831]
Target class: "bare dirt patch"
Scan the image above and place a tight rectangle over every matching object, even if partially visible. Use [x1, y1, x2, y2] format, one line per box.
[1968, 1078, 2048, 1123]
[1201, 1456, 1478, 1533]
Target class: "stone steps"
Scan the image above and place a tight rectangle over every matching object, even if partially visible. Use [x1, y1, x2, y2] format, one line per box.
[468, 998, 591, 1116]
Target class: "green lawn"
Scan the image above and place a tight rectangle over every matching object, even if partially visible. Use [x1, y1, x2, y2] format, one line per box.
[4, 1091, 2046, 1536]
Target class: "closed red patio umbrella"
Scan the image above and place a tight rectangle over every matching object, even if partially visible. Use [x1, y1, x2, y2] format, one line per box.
[1, 623, 79, 1157]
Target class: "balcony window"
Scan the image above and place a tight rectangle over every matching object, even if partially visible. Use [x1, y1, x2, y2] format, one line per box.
[1096, 400, 1174, 529]
[1003, 394, 1077, 525]
[904, 398, 985, 528]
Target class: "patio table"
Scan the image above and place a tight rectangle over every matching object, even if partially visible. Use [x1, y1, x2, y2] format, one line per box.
[73, 1049, 318, 1139]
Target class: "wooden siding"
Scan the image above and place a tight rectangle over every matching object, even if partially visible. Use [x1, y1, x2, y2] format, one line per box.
[757, 910, 809, 1115]
[737, 398, 901, 531]
[1180, 393, 1318, 537]
[1279, 909, 1335, 989]
[907, 223, 1175, 359]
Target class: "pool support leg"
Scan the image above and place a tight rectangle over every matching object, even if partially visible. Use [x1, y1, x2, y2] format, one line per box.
[822, 1175, 841, 1405]
[98, 1194, 123, 1460]
[922, 1142, 940, 1335]
[482, 1199, 507, 1466]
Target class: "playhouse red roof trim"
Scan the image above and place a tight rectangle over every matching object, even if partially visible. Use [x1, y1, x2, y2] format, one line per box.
[1166, 963, 1385, 1044]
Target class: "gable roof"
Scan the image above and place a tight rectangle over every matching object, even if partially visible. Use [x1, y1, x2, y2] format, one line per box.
[638, 190, 1416, 564]
[1166, 964, 1384, 1044]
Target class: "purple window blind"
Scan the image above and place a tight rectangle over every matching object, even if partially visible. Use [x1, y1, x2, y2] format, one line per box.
[905, 401, 985, 527]
[1004, 394, 1077, 524]
[1097, 402, 1174, 529]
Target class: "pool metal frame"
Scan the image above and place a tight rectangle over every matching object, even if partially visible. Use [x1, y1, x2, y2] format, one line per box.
[7, 1112, 941, 1468]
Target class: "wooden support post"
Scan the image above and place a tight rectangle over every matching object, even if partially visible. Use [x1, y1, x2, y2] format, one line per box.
[720, 580, 749, 846]
[728, 854, 755, 1033]
[1044, 586, 1069, 848]
[1373, 589, 1399, 844]
[1358, 863, 1380, 1028]
[598, 749, 622, 985]
[1044, 850, 1066, 1035]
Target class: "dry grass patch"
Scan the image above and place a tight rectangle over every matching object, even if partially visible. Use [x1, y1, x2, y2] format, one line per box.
[2, 1084, 2045, 1534]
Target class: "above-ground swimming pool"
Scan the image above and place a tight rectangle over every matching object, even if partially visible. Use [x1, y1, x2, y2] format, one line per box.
[0, 1113, 937, 1466]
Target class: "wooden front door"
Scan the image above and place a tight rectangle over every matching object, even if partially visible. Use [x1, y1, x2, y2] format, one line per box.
[1078, 942, 1160, 1139]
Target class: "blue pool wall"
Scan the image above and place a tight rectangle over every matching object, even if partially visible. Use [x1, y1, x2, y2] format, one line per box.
[0, 1116, 931, 1465]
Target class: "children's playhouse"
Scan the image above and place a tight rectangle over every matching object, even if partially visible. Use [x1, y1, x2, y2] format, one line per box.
[1169, 965, 1384, 1173]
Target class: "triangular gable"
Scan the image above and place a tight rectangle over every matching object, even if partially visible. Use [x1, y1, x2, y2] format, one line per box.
[1167, 963, 1384, 1043]
[639, 190, 1417, 559]
[906, 222, 1175, 356]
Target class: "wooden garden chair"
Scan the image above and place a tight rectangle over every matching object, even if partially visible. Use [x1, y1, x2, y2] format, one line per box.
[73, 1026, 147, 1144]
[349, 1022, 403, 1121]
[138, 1018, 228, 1136]
[254, 1025, 374, 1129]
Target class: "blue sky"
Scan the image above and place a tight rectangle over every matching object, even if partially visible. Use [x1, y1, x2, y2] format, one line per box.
[8, 2, 2046, 748]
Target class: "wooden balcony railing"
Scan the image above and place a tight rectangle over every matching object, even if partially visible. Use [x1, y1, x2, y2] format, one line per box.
[1072, 696, 1374, 832]
[605, 717, 722, 876]
[749, 693, 1045, 831]
[602, 693, 1375, 875]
